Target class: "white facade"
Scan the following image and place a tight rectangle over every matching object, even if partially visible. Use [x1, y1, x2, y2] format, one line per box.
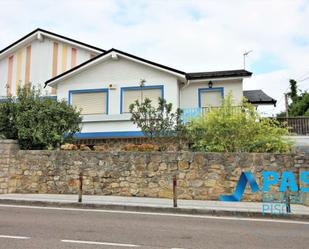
[51, 51, 247, 138]
[1, 30, 252, 139]
[180, 79, 243, 109]
[0, 30, 101, 97]
[55, 56, 181, 135]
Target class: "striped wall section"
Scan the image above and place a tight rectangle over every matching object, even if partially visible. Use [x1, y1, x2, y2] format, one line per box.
[25, 45, 31, 89]
[8, 45, 32, 95]
[0, 37, 99, 97]
[61, 44, 68, 73]
[15, 50, 23, 94]
[71, 48, 77, 68]
[51, 42, 59, 95]
[51, 42, 83, 95]
[6, 56, 14, 96]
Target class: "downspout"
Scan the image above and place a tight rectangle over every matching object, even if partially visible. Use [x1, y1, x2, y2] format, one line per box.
[179, 79, 190, 109]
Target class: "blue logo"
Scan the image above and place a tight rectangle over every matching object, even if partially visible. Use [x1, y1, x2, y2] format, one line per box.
[219, 172, 259, 201]
[219, 170, 309, 215]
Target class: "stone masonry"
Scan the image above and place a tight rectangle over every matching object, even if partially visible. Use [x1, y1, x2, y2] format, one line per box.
[0, 140, 19, 194]
[0, 140, 308, 203]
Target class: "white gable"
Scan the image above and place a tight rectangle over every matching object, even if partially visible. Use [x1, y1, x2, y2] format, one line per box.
[0, 30, 102, 97]
[46, 50, 186, 87]
[55, 56, 180, 116]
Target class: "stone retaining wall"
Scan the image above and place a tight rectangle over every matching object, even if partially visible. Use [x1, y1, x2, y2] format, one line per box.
[76, 137, 188, 152]
[0, 140, 308, 202]
[0, 140, 19, 194]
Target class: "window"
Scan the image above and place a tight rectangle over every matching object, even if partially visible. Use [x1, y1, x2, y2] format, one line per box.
[70, 89, 108, 115]
[199, 88, 224, 107]
[121, 86, 163, 113]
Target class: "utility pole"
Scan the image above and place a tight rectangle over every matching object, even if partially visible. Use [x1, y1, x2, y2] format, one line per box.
[284, 93, 289, 118]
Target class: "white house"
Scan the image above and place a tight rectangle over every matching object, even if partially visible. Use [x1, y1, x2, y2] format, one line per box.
[1, 29, 277, 140]
[0, 28, 104, 97]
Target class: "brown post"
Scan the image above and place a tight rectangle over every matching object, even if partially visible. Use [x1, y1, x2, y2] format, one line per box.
[78, 172, 83, 203]
[284, 93, 289, 118]
[173, 175, 177, 208]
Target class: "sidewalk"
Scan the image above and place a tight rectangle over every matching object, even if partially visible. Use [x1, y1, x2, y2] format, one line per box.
[0, 194, 308, 220]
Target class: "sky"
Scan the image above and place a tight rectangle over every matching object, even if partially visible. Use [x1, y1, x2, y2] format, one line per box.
[0, 0, 308, 116]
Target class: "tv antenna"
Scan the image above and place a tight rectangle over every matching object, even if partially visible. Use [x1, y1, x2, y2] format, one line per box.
[243, 50, 253, 69]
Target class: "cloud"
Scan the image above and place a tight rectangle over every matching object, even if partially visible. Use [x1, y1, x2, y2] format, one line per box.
[0, 0, 308, 115]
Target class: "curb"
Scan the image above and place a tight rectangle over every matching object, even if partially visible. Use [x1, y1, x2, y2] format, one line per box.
[0, 199, 308, 221]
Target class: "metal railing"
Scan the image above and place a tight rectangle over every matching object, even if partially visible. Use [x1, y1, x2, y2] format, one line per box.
[181, 106, 243, 123]
[276, 117, 309, 135]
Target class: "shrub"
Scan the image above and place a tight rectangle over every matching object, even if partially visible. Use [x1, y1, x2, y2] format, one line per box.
[0, 86, 82, 149]
[187, 95, 292, 153]
[129, 97, 187, 150]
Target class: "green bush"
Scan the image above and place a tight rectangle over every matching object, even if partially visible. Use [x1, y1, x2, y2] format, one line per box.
[187, 95, 292, 152]
[129, 97, 183, 138]
[0, 86, 82, 149]
[129, 97, 187, 150]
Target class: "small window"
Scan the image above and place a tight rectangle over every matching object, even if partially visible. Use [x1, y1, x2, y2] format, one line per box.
[71, 90, 108, 115]
[199, 89, 223, 107]
[122, 87, 162, 113]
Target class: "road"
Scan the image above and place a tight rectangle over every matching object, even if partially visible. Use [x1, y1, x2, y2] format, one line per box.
[0, 204, 308, 249]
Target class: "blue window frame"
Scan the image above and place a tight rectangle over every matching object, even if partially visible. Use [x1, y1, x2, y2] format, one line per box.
[120, 85, 164, 113]
[198, 87, 224, 108]
[68, 88, 109, 114]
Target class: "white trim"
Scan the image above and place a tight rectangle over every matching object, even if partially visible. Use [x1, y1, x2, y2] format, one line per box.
[187, 76, 248, 83]
[0, 33, 37, 59]
[42, 33, 102, 54]
[81, 113, 131, 123]
[0, 31, 102, 60]
[119, 53, 186, 79]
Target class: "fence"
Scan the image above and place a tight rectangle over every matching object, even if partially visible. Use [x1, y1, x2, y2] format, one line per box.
[276, 117, 309, 135]
[181, 106, 242, 123]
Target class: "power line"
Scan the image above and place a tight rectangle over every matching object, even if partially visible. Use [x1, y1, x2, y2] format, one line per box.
[298, 75, 309, 82]
[297, 70, 309, 81]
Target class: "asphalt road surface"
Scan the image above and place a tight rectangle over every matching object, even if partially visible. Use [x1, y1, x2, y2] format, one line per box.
[0, 204, 308, 249]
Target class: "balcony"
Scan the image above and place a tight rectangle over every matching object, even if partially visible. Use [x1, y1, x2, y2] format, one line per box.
[181, 107, 210, 123]
[181, 106, 243, 123]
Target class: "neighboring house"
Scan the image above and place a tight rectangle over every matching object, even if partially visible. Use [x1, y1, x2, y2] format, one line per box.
[0, 29, 104, 97]
[1, 29, 277, 140]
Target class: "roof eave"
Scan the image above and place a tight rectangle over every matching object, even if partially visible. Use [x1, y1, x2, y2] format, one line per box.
[248, 100, 277, 106]
[187, 75, 251, 83]
[0, 28, 105, 59]
[46, 49, 186, 87]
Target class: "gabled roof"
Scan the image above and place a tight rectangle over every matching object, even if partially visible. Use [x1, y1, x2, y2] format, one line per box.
[0, 28, 105, 57]
[45, 48, 187, 86]
[45, 48, 253, 87]
[243, 90, 277, 106]
[186, 69, 252, 80]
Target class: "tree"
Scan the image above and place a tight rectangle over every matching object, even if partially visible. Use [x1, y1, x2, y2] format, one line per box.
[278, 79, 309, 117]
[129, 97, 186, 149]
[288, 79, 298, 103]
[288, 91, 309, 117]
[188, 95, 292, 153]
[0, 86, 82, 149]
